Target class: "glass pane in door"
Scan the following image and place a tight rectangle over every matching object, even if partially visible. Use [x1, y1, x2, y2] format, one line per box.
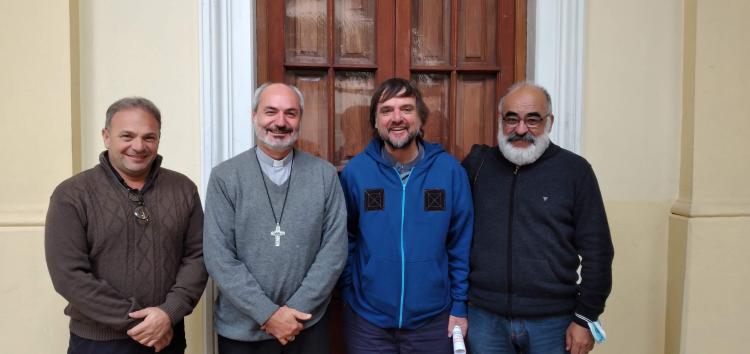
[335, 71, 375, 167]
[413, 73, 450, 148]
[286, 71, 329, 159]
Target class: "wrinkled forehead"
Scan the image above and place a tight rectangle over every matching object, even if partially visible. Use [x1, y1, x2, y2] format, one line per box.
[258, 85, 301, 110]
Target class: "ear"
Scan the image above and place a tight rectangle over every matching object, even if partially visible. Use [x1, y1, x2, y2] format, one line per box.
[102, 128, 111, 148]
[547, 114, 555, 130]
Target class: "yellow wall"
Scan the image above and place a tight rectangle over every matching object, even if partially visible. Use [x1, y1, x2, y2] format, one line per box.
[0, 0, 205, 353]
[666, 1, 750, 353]
[0, 0, 75, 352]
[584, 0, 683, 353]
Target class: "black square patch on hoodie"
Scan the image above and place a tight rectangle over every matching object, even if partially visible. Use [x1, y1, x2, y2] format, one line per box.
[424, 189, 445, 211]
[364, 189, 384, 211]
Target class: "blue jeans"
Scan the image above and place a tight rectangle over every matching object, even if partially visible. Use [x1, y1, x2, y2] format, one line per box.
[467, 304, 571, 354]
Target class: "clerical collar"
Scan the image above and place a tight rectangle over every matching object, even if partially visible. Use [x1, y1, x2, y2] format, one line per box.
[255, 147, 293, 186]
[256, 147, 294, 167]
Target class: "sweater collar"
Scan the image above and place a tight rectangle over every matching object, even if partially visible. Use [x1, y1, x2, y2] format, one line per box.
[99, 151, 162, 193]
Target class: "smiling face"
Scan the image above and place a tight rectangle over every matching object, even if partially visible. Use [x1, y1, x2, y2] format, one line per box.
[374, 93, 421, 151]
[102, 108, 160, 186]
[252, 84, 301, 159]
[497, 85, 554, 165]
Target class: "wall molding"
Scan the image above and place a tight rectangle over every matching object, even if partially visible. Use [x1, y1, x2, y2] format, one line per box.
[528, 0, 585, 153]
[0, 205, 47, 227]
[200, 0, 255, 352]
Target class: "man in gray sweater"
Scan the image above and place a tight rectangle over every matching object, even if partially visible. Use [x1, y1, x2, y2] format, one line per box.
[204, 83, 347, 353]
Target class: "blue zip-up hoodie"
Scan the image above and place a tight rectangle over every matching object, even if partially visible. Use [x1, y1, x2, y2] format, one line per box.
[339, 139, 473, 329]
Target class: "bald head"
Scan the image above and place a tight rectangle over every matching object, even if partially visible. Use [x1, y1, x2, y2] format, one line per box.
[498, 82, 552, 116]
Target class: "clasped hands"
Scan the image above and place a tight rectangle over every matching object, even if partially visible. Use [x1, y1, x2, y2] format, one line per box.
[127, 307, 173, 352]
[261, 305, 312, 346]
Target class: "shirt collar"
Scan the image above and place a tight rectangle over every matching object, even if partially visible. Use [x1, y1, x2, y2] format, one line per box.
[256, 147, 294, 168]
[381, 141, 424, 170]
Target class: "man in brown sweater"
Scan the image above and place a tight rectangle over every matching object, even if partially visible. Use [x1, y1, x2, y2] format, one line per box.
[45, 97, 208, 354]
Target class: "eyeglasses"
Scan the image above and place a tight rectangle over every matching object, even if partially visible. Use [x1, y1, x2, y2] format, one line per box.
[501, 113, 550, 129]
[127, 191, 151, 223]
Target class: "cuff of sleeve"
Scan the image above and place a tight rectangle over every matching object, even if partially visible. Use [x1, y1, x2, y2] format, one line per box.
[450, 301, 467, 317]
[158, 299, 192, 325]
[256, 303, 281, 326]
[573, 312, 598, 328]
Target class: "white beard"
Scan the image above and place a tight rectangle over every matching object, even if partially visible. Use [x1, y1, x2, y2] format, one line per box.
[497, 123, 551, 166]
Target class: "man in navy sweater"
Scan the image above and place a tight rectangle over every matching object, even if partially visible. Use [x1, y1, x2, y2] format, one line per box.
[340, 78, 474, 353]
[462, 82, 614, 354]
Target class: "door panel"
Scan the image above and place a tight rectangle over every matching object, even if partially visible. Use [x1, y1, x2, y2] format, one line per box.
[285, 71, 329, 159]
[411, 0, 451, 66]
[285, 0, 328, 64]
[334, 0, 377, 65]
[455, 74, 496, 158]
[458, 0, 497, 66]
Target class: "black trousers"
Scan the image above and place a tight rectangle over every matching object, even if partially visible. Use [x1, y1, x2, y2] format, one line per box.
[218, 313, 330, 354]
[67, 321, 186, 354]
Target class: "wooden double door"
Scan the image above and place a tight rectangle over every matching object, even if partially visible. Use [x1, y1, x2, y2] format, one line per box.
[257, 0, 526, 166]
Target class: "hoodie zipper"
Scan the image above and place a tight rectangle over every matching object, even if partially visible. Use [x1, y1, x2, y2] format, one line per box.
[507, 165, 520, 315]
[396, 167, 408, 328]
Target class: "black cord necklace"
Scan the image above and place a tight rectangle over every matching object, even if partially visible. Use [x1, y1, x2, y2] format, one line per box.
[254, 148, 294, 246]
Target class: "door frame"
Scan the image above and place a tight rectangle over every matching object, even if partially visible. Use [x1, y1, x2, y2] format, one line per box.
[199, 0, 585, 352]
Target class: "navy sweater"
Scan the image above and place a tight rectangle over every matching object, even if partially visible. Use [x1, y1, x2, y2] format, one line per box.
[462, 143, 613, 326]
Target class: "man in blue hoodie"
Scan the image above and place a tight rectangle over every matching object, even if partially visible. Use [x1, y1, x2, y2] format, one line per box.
[339, 78, 474, 353]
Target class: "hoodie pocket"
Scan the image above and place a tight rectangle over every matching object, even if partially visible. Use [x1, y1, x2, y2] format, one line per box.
[359, 257, 401, 316]
[404, 259, 449, 316]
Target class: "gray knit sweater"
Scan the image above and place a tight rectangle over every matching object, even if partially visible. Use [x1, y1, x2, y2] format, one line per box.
[204, 148, 347, 341]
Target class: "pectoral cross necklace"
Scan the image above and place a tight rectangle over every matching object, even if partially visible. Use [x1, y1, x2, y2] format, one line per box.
[255, 150, 293, 247]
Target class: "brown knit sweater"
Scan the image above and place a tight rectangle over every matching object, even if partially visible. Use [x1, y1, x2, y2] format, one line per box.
[45, 152, 208, 340]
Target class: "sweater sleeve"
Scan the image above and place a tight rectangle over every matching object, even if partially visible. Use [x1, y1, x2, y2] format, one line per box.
[572, 164, 614, 326]
[45, 187, 140, 332]
[446, 162, 474, 317]
[158, 190, 209, 324]
[285, 167, 348, 314]
[203, 170, 280, 325]
[337, 168, 359, 293]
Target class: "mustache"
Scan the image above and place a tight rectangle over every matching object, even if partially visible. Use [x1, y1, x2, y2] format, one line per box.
[506, 132, 536, 143]
[267, 126, 293, 134]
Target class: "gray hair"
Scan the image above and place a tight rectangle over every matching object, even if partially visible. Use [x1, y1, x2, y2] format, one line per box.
[498, 81, 553, 115]
[252, 82, 305, 115]
[105, 97, 161, 129]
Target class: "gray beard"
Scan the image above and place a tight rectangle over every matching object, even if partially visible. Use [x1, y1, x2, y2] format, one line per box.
[497, 129, 551, 166]
[254, 123, 299, 152]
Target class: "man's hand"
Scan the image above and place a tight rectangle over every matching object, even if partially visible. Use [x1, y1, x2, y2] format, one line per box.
[127, 307, 173, 352]
[261, 306, 311, 345]
[566, 322, 594, 354]
[448, 315, 468, 338]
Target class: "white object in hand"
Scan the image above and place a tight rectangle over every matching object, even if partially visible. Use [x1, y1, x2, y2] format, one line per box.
[452, 325, 466, 354]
